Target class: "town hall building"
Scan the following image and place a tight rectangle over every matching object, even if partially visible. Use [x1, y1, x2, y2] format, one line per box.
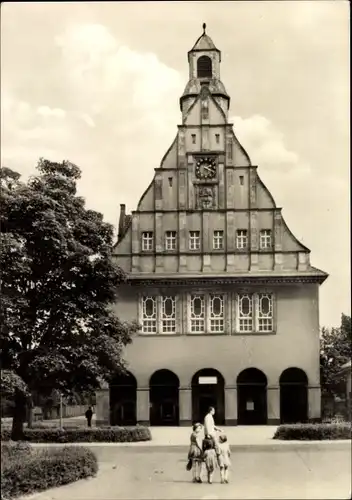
[96, 25, 328, 426]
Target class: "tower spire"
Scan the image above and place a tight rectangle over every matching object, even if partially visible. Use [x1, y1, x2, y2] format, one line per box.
[202, 22, 206, 34]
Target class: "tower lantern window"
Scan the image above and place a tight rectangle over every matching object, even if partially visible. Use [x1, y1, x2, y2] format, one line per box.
[197, 55, 212, 78]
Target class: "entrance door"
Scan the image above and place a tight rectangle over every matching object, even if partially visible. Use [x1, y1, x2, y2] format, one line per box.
[237, 368, 268, 425]
[149, 370, 179, 426]
[109, 372, 137, 426]
[280, 368, 308, 423]
[192, 369, 225, 425]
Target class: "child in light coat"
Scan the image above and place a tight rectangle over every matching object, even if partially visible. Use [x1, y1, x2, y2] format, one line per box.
[218, 433, 231, 483]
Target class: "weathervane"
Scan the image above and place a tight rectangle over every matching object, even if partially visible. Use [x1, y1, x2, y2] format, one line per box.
[202, 23, 206, 34]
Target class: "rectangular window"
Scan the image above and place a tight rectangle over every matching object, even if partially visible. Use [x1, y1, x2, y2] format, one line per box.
[190, 295, 205, 333]
[189, 231, 201, 250]
[165, 231, 177, 250]
[191, 134, 196, 144]
[141, 296, 157, 333]
[238, 294, 254, 332]
[213, 230, 224, 250]
[161, 296, 176, 334]
[142, 231, 153, 251]
[260, 230, 272, 249]
[215, 134, 220, 144]
[209, 295, 224, 333]
[236, 229, 248, 249]
[239, 175, 244, 185]
[257, 294, 273, 332]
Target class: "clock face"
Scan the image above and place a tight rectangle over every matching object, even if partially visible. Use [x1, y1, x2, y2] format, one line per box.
[195, 157, 217, 180]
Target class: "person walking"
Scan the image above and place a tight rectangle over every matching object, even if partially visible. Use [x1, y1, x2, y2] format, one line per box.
[203, 406, 222, 454]
[85, 406, 93, 427]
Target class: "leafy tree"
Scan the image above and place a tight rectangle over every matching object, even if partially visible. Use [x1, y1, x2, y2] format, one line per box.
[0, 160, 138, 439]
[320, 314, 351, 397]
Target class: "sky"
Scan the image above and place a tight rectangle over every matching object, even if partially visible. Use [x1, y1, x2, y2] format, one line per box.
[1, 1, 350, 328]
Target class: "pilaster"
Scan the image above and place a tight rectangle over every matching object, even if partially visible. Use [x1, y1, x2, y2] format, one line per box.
[179, 387, 192, 426]
[308, 386, 321, 422]
[131, 214, 140, 272]
[226, 168, 235, 208]
[249, 167, 257, 208]
[95, 388, 110, 426]
[267, 386, 280, 425]
[225, 386, 237, 425]
[137, 388, 150, 425]
[178, 212, 187, 272]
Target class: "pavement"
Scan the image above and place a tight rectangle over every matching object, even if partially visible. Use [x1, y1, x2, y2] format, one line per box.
[18, 444, 351, 500]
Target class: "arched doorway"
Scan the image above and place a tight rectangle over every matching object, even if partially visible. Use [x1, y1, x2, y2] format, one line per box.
[237, 368, 267, 425]
[192, 369, 225, 425]
[109, 371, 137, 426]
[280, 368, 308, 424]
[149, 370, 179, 426]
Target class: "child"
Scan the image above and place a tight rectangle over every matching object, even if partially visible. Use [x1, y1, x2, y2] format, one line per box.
[187, 423, 203, 483]
[202, 435, 218, 484]
[218, 433, 231, 484]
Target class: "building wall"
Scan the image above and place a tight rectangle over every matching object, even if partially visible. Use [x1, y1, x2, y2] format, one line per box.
[114, 283, 320, 388]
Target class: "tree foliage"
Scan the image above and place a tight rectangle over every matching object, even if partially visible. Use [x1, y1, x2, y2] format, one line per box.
[0, 159, 138, 438]
[320, 313, 351, 396]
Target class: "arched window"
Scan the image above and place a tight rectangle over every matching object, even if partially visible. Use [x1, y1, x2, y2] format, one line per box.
[197, 56, 212, 78]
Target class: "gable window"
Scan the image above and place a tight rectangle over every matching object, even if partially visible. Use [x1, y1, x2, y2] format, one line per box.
[258, 294, 273, 332]
[260, 230, 272, 249]
[191, 134, 196, 144]
[141, 296, 157, 333]
[197, 55, 212, 78]
[236, 229, 248, 249]
[236, 293, 274, 333]
[213, 230, 224, 250]
[142, 231, 153, 251]
[189, 231, 201, 250]
[209, 295, 224, 333]
[238, 294, 253, 332]
[140, 295, 177, 334]
[165, 231, 177, 250]
[190, 295, 205, 333]
[161, 296, 176, 333]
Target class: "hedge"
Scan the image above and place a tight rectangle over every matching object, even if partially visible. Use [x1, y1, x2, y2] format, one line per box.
[1, 425, 152, 443]
[1, 443, 97, 499]
[273, 423, 352, 440]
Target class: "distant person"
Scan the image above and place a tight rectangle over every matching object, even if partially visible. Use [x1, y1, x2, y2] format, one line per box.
[85, 406, 93, 427]
[218, 433, 231, 484]
[186, 422, 203, 483]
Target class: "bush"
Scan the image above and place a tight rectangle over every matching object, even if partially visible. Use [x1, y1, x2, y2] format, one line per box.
[1, 441, 32, 464]
[1, 425, 151, 443]
[1, 445, 97, 499]
[273, 423, 352, 440]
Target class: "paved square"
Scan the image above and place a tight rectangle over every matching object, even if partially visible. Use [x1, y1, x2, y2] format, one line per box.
[22, 444, 351, 500]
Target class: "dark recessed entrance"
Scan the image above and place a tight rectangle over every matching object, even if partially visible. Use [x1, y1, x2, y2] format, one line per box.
[280, 368, 308, 424]
[109, 371, 137, 426]
[192, 369, 225, 425]
[149, 370, 179, 426]
[237, 368, 267, 425]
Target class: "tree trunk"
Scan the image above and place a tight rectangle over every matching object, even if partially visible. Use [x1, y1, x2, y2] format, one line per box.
[27, 395, 34, 428]
[11, 391, 27, 441]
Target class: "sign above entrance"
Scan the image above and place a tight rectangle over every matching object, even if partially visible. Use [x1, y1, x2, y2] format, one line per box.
[199, 376, 217, 385]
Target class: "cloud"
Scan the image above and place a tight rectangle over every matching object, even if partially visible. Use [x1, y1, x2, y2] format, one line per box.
[37, 106, 66, 119]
